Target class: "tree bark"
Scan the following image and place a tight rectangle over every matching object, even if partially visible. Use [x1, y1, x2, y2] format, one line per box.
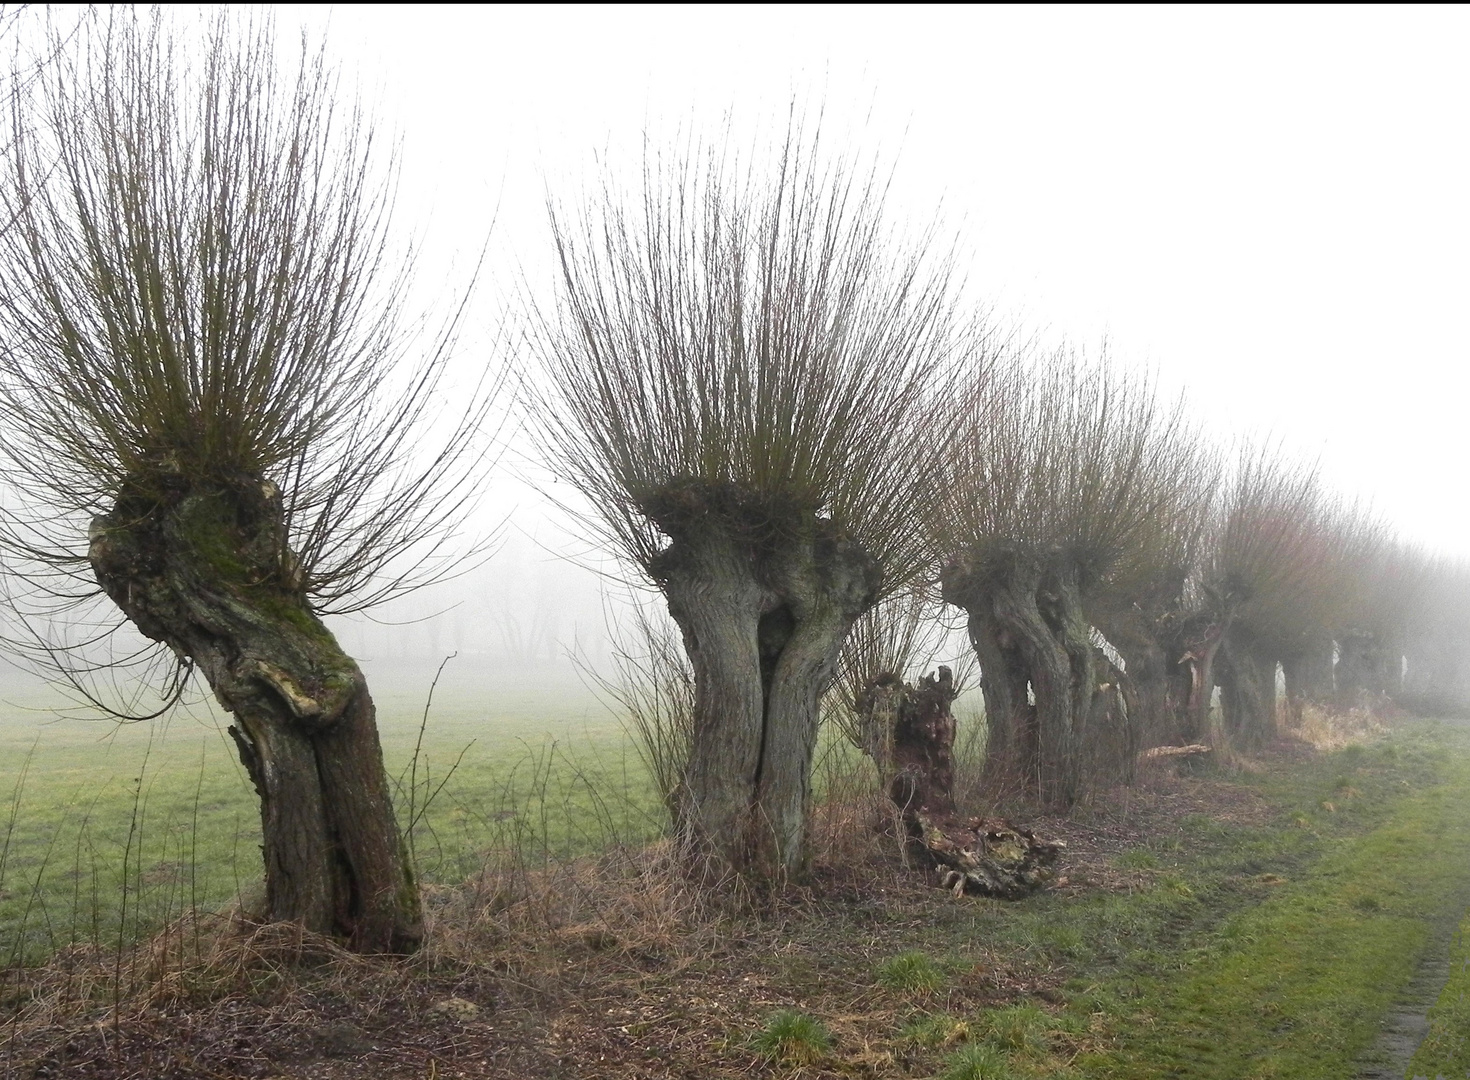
[854, 667, 959, 818]
[1175, 611, 1227, 746]
[1087, 603, 1179, 773]
[1218, 631, 1277, 749]
[944, 548, 1092, 811]
[963, 608, 1033, 782]
[646, 482, 880, 882]
[88, 477, 420, 952]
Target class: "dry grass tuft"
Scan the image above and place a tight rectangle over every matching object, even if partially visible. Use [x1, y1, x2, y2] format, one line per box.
[1288, 701, 1389, 753]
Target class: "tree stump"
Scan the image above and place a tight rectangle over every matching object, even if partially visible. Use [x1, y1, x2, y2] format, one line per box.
[853, 666, 1063, 898]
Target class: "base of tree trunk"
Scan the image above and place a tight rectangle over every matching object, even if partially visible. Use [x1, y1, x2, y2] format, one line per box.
[908, 814, 1065, 899]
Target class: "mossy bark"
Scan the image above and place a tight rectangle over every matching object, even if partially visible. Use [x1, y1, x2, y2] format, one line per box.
[88, 476, 421, 952]
[644, 482, 880, 882]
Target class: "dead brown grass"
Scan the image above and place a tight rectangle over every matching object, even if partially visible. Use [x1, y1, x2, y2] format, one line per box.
[1283, 701, 1391, 753]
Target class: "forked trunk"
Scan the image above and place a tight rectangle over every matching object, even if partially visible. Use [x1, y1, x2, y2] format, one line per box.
[647, 484, 880, 882]
[88, 478, 420, 952]
[1088, 605, 1177, 764]
[945, 549, 1092, 811]
[1175, 612, 1227, 745]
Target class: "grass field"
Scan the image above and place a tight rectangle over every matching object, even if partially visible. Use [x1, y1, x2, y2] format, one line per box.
[0, 654, 665, 967]
[6, 659, 1470, 1078]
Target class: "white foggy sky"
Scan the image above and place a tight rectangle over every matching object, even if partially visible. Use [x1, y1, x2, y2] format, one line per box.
[299, 5, 1470, 560]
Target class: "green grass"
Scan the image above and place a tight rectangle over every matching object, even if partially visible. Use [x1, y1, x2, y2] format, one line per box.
[1070, 718, 1470, 1078]
[939, 1043, 1018, 1080]
[750, 1008, 832, 1065]
[1412, 904, 1470, 1075]
[877, 949, 946, 993]
[0, 658, 662, 966]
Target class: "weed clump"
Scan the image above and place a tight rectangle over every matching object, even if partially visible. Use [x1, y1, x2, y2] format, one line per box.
[750, 1008, 832, 1065]
[899, 1011, 969, 1047]
[979, 1001, 1053, 1054]
[877, 950, 945, 993]
[939, 1042, 1016, 1080]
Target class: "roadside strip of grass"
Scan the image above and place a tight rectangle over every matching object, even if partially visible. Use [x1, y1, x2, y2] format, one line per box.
[1075, 720, 1470, 1079]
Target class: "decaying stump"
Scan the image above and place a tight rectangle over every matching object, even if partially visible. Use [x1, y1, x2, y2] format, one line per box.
[853, 665, 1064, 898]
[855, 666, 959, 817]
[916, 815, 1066, 898]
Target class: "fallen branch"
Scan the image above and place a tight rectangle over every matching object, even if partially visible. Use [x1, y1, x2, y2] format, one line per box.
[1142, 743, 1212, 759]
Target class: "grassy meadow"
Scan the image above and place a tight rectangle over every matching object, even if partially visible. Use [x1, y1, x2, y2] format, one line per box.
[0, 654, 665, 967]
[7, 652, 1470, 1078]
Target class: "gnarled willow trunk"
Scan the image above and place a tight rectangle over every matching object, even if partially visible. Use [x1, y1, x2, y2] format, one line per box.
[644, 483, 880, 881]
[88, 477, 421, 952]
[1218, 630, 1277, 750]
[945, 548, 1093, 811]
[1088, 603, 1181, 761]
[964, 608, 1033, 782]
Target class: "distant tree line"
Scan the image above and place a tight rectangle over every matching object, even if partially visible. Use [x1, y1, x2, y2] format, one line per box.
[0, 10, 1464, 952]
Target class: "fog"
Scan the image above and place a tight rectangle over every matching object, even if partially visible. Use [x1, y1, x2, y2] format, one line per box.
[5, 5, 1469, 714]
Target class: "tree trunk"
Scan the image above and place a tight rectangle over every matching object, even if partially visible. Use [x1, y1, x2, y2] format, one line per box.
[963, 608, 1033, 781]
[1218, 631, 1277, 749]
[1087, 604, 1178, 773]
[945, 548, 1091, 811]
[1281, 635, 1334, 726]
[1085, 646, 1137, 786]
[647, 483, 880, 882]
[1175, 611, 1227, 745]
[88, 478, 420, 952]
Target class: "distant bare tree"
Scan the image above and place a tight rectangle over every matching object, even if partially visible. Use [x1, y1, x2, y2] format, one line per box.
[0, 11, 495, 951]
[526, 119, 967, 881]
[1193, 445, 1335, 749]
[1402, 553, 1470, 711]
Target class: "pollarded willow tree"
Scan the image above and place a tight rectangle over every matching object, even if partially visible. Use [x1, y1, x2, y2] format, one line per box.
[937, 350, 1206, 809]
[0, 13, 494, 951]
[1194, 446, 1335, 750]
[526, 123, 967, 881]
